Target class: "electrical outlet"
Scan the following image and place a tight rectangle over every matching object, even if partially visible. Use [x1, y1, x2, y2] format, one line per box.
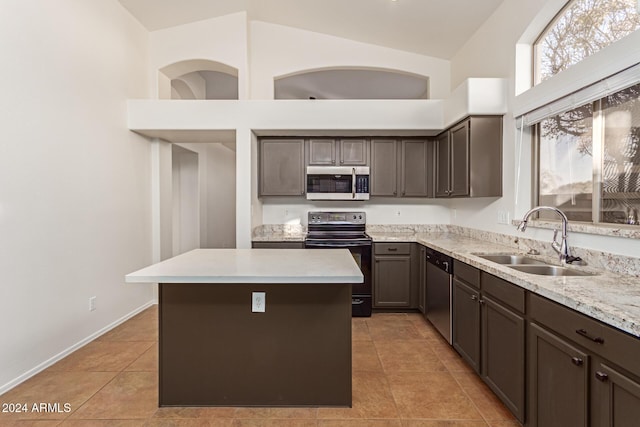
[89, 296, 96, 312]
[497, 210, 511, 225]
[396, 210, 401, 216]
[252, 292, 265, 313]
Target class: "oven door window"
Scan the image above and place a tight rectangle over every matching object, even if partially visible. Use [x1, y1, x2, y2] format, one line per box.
[307, 174, 353, 194]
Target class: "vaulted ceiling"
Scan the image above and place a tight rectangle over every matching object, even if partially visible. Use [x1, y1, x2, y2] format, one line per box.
[118, 0, 505, 59]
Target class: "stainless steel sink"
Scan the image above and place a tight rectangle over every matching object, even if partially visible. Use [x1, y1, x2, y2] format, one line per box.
[508, 265, 596, 277]
[477, 254, 547, 265]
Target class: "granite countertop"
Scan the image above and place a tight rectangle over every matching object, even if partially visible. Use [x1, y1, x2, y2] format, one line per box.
[125, 248, 363, 284]
[252, 225, 306, 242]
[370, 231, 640, 338]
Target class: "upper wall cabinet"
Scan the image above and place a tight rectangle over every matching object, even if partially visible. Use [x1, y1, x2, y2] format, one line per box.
[259, 139, 305, 196]
[308, 138, 368, 166]
[435, 116, 502, 198]
[371, 138, 433, 198]
[401, 139, 433, 198]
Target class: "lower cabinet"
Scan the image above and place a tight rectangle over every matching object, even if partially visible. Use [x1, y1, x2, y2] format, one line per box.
[592, 361, 640, 427]
[529, 293, 640, 427]
[482, 294, 526, 421]
[452, 277, 481, 372]
[529, 323, 589, 427]
[373, 243, 420, 309]
[451, 261, 525, 423]
[418, 245, 426, 313]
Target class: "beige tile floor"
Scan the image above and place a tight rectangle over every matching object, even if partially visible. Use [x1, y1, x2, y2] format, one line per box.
[0, 306, 522, 426]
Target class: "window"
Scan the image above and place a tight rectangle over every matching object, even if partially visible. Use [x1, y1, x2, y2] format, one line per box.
[536, 84, 640, 225]
[535, 0, 640, 84]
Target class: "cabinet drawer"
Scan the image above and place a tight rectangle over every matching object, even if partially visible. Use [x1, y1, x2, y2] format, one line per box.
[530, 293, 604, 353]
[481, 272, 525, 313]
[374, 243, 411, 255]
[530, 293, 640, 377]
[454, 260, 480, 288]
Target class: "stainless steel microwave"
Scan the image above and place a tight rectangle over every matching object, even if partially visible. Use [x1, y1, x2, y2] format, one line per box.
[306, 166, 370, 200]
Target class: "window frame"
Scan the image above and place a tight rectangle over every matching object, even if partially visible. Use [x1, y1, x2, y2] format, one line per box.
[533, 92, 640, 227]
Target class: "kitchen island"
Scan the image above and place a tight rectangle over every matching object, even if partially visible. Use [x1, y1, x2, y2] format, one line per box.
[126, 248, 362, 407]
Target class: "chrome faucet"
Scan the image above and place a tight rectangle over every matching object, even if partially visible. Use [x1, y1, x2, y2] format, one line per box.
[517, 206, 579, 264]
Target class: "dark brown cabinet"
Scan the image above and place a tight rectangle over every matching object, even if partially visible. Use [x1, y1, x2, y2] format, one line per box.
[370, 139, 398, 196]
[373, 243, 412, 308]
[529, 293, 640, 427]
[592, 362, 640, 427]
[529, 323, 589, 427]
[451, 262, 525, 423]
[400, 139, 433, 197]
[482, 294, 526, 422]
[452, 277, 481, 371]
[259, 139, 305, 196]
[308, 138, 368, 166]
[371, 138, 433, 197]
[418, 246, 426, 313]
[435, 116, 502, 198]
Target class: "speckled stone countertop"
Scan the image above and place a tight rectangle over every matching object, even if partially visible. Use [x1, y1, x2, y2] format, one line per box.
[252, 224, 306, 242]
[252, 224, 640, 337]
[369, 229, 640, 338]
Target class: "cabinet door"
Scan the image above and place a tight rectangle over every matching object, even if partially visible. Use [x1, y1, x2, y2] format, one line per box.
[592, 362, 640, 427]
[435, 132, 450, 197]
[529, 323, 589, 427]
[452, 278, 481, 372]
[259, 139, 305, 196]
[468, 116, 502, 197]
[400, 139, 433, 197]
[450, 120, 470, 197]
[370, 139, 398, 197]
[418, 246, 426, 313]
[308, 139, 336, 165]
[339, 139, 368, 165]
[482, 295, 526, 423]
[373, 255, 411, 308]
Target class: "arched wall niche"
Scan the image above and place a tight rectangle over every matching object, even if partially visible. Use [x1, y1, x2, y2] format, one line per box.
[274, 66, 430, 100]
[158, 59, 239, 100]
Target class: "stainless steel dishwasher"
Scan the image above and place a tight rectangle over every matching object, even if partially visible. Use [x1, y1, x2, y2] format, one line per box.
[425, 247, 453, 344]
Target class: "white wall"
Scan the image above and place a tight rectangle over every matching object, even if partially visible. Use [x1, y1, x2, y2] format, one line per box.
[178, 142, 237, 248]
[249, 21, 451, 100]
[204, 143, 237, 248]
[449, 0, 640, 258]
[0, 0, 153, 392]
[171, 145, 200, 254]
[261, 200, 452, 226]
[149, 12, 249, 99]
[448, 0, 561, 241]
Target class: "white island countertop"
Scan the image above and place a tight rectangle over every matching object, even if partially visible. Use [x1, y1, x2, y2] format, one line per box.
[126, 248, 363, 284]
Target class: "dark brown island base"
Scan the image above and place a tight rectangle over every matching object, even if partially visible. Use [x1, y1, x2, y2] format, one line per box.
[126, 248, 363, 407]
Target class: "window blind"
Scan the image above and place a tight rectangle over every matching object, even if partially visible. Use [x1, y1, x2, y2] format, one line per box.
[518, 62, 640, 127]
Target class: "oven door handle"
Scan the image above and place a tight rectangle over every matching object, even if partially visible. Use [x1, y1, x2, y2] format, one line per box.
[306, 241, 372, 248]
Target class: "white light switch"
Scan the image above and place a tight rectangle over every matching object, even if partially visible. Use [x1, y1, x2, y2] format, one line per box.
[252, 292, 266, 313]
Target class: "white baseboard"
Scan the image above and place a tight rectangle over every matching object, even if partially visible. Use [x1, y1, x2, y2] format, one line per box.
[0, 300, 158, 395]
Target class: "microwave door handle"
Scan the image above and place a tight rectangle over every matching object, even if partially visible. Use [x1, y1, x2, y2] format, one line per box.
[352, 168, 356, 199]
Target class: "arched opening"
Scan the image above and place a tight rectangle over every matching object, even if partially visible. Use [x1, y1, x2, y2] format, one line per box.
[158, 59, 239, 100]
[274, 67, 430, 100]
